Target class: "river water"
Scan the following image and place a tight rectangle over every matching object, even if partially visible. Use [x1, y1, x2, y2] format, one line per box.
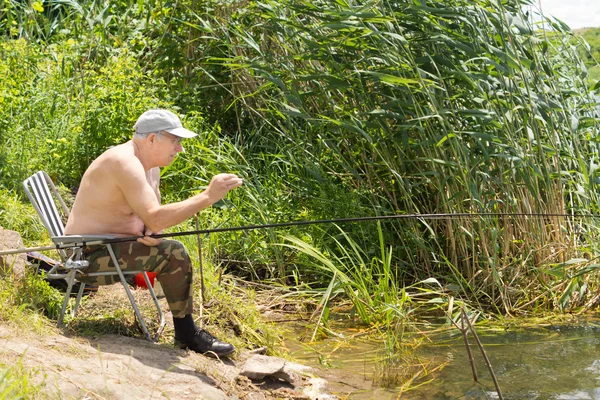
[282, 318, 600, 399]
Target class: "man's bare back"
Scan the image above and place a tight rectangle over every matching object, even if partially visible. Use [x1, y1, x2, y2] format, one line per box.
[65, 141, 159, 237]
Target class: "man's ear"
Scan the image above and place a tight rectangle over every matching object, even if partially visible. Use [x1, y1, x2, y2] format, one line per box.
[147, 132, 159, 146]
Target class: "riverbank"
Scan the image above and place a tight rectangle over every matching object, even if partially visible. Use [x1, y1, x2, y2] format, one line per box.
[0, 283, 339, 399]
[0, 324, 336, 399]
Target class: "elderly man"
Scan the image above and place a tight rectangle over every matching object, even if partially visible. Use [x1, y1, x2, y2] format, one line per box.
[65, 109, 243, 357]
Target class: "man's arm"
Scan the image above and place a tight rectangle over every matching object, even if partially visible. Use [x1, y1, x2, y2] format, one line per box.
[115, 158, 242, 234]
[138, 167, 164, 246]
[150, 167, 161, 203]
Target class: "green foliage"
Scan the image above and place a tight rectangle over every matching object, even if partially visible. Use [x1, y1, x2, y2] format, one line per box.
[2, 0, 600, 322]
[590, 66, 600, 83]
[280, 223, 439, 331]
[0, 359, 45, 399]
[0, 188, 46, 244]
[18, 271, 64, 320]
[575, 28, 600, 67]
[174, 0, 600, 313]
[0, 271, 59, 335]
[0, 39, 169, 190]
[573, 28, 600, 84]
[0, 266, 64, 322]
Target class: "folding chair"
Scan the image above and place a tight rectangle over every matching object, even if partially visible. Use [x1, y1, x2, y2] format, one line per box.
[23, 171, 165, 341]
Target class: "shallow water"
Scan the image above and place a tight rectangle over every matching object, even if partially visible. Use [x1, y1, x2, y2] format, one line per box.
[282, 319, 600, 399]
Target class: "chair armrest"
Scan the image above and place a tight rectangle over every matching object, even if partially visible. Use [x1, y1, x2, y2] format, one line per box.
[51, 235, 118, 245]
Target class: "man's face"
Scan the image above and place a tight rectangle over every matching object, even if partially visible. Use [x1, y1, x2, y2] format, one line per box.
[156, 131, 185, 166]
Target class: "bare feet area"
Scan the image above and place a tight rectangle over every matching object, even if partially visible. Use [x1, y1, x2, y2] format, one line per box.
[0, 284, 338, 400]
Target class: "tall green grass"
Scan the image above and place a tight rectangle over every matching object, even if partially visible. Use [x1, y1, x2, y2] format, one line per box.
[164, 0, 600, 314]
[0, 39, 170, 190]
[281, 223, 414, 325]
[2, 0, 600, 320]
[3, 0, 600, 391]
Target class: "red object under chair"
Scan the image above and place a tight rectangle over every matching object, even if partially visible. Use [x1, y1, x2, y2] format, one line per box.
[134, 272, 157, 288]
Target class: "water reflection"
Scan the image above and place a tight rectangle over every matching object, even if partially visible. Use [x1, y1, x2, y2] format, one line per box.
[414, 324, 600, 399]
[282, 320, 600, 399]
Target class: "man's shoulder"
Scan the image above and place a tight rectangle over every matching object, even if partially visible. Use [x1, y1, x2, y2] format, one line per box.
[89, 143, 143, 180]
[102, 142, 132, 159]
[99, 144, 139, 167]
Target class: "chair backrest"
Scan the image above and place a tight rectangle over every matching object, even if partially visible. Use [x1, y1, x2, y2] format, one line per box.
[23, 171, 70, 238]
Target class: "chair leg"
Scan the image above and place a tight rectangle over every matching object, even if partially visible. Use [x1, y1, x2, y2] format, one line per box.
[106, 244, 153, 341]
[58, 270, 76, 328]
[72, 281, 86, 318]
[142, 272, 166, 340]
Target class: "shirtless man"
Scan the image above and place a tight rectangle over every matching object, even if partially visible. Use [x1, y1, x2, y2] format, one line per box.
[65, 109, 243, 357]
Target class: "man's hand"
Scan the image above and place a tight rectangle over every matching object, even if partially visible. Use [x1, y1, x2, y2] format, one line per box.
[205, 173, 244, 203]
[137, 229, 163, 246]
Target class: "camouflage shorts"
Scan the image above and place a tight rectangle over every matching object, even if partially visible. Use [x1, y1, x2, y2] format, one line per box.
[79, 239, 194, 318]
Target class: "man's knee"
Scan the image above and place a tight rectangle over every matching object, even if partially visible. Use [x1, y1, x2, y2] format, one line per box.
[162, 240, 190, 260]
[157, 240, 192, 275]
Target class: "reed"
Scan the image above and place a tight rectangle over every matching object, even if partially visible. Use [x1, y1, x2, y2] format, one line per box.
[2, 0, 600, 318]
[173, 0, 600, 314]
[3, 0, 600, 392]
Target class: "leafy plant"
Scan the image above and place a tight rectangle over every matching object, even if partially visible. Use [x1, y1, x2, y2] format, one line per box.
[18, 271, 64, 320]
[0, 188, 46, 244]
[176, 0, 600, 313]
[280, 223, 443, 331]
[2, 0, 600, 321]
[0, 358, 45, 399]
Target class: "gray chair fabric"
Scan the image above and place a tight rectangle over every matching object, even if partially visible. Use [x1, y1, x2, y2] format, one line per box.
[23, 171, 165, 341]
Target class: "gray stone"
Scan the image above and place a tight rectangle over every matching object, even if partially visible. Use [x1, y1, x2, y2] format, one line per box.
[0, 229, 26, 280]
[240, 354, 302, 386]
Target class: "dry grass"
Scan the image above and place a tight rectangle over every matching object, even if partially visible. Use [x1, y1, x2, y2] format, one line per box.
[67, 284, 172, 342]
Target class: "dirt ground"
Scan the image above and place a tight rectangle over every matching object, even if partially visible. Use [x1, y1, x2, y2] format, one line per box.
[0, 285, 338, 400]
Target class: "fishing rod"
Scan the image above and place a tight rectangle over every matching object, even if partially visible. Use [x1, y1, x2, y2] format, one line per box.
[0, 211, 594, 257]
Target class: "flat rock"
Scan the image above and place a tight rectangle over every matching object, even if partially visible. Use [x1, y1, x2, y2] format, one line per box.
[240, 354, 304, 386]
[0, 228, 26, 279]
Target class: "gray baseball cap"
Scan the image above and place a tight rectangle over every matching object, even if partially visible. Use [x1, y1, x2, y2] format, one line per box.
[133, 109, 197, 138]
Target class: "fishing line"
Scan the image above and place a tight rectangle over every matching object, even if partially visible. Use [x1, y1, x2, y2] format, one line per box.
[0, 211, 595, 256]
